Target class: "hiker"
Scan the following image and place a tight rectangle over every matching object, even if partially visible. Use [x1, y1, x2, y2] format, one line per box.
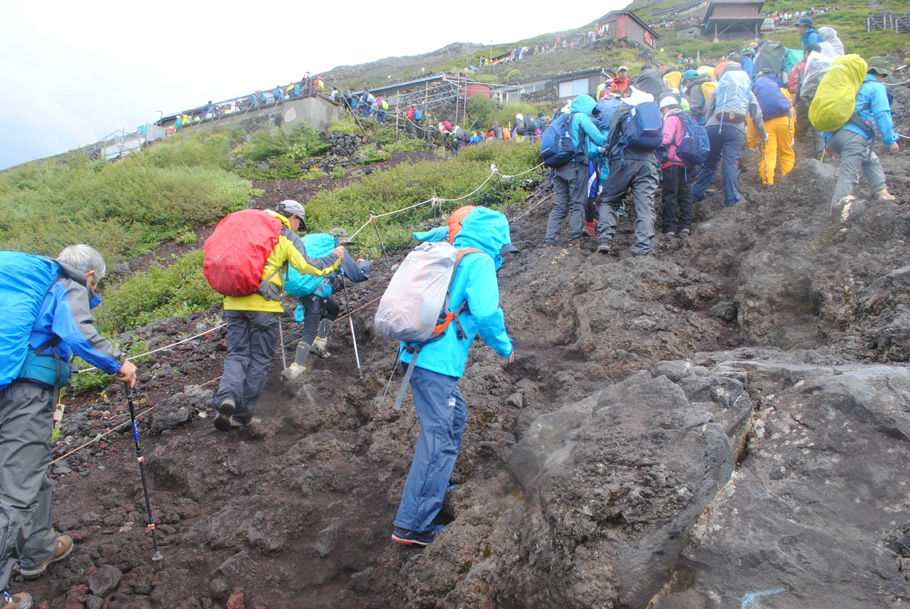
[684, 69, 713, 124]
[282, 229, 371, 380]
[594, 97, 662, 256]
[658, 95, 694, 237]
[0, 245, 138, 609]
[607, 66, 631, 95]
[301, 72, 312, 96]
[691, 64, 766, 207]
[749, 71, 795, 186]
[491, 121, 503, 139]
[633, 64, 668, 99]
[797, 17, 821, 52]
[211, 200, 344, 432]
[795, 44, 827, 160]
[391, 207, 517, 546]
[824, 57, 899, 211]
[544, 95, 608, 248]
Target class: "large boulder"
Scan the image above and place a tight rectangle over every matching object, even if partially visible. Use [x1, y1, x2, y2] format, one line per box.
[653, 363, 910, 608]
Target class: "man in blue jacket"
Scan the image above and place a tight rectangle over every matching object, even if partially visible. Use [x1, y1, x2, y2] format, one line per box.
[0, 245, 137, 609]
[797, 17, 821, 52]
[824, 57, 899, 212]
[544, 95, 608, 248]
[392, 207, 517, 546]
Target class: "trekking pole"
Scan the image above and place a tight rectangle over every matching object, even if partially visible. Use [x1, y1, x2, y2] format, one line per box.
[339, 273, 363, 379]
[278, 317, 287, 370]
[123, 384, 163, 563]
[369, 211, 394, 272]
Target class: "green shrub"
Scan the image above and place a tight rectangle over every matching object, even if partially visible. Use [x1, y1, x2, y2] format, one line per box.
[95, 249, 219, 334]
[359, 144, 392, 165]
[0, 140, 252, 261]
[331, 166, 348, 179]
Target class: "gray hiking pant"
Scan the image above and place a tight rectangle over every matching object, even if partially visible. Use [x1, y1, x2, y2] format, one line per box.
[596, 158, 659, 256]
[545, 161, 587, 244]
[0, 382, 58, 591]
[214, 310, 280, 420]
[828, 129, 887, 210]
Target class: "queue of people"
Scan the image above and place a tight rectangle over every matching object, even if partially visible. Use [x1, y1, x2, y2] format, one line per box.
[541, 36, 899, 256]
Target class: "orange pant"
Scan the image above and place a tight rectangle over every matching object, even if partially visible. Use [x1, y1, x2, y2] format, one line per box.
[756, 115, 795, 185]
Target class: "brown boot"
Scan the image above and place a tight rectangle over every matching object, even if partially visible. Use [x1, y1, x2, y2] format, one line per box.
[20, 534, 73, 580]
[873, 189, 896, 201]
[0, 591, 33, 609]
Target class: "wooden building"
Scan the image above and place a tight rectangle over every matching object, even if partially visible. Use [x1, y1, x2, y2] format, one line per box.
[703, 0, 766, 40]
[598, 11, 660, 48]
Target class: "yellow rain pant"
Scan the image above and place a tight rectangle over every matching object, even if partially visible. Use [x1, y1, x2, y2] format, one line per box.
[749, 109, 796, 186]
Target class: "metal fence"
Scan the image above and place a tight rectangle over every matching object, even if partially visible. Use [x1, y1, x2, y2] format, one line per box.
[866, 11, 910, 33]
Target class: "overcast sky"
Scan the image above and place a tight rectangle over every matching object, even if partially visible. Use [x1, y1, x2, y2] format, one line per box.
[0, 1, 625, 170]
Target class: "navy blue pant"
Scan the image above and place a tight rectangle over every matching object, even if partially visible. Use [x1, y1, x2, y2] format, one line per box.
[691, 125, 744, 206]
[394, 365, 467, 535]
[214, 310, 280, 421]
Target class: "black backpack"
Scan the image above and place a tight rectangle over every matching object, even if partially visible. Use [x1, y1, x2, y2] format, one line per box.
[524, 114, 538, 135]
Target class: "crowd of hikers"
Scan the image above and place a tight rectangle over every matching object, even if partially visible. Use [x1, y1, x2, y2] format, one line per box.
[534, 19, 898, 256]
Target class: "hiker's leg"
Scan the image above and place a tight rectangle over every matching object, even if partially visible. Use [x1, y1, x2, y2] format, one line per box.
[19, 474, 56, 574]
[720, 129, 744, 206]
[778, 118, 796, 178]
[860, 142, 886, 195]
[661, 165, 679, 233]
[595, 160, 630, 245]
[294, 295, 326, 365]
[238, 311, 280, 417]
[691, 125, 721, 201]
[677, 166, 694, 232]
[567, 162, 588, 242]
[629, 162, 659, 256]
[545, 165, 572, 243]
[829, 130, 865, 209]
[0, 383, 53, 591]
[214, 310, 252, 408]
[394, 367, 462, 534]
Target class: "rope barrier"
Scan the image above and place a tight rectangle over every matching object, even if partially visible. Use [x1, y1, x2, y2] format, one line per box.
[73, 324, 227, 375]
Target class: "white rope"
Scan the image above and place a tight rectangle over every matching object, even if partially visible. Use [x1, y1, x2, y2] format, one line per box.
[499, 161, 546, 179]
[73, 323, 226, 374]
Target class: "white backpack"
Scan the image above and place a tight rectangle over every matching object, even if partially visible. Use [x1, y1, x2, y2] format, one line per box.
[375, 241, 483, 409]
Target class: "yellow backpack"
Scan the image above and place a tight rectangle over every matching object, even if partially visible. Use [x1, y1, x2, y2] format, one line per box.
[809, 54, 867, 133]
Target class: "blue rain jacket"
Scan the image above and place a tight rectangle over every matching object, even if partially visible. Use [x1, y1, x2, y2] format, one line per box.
[570, 95, 608, 163]
[400, 207, 514, 378]
[839, 74, 897, 145]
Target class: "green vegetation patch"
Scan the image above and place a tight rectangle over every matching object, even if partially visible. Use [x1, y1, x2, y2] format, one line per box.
[304, 140, 541, 257]
[0, 130, 253, 262]
[95, 249, 219, 335]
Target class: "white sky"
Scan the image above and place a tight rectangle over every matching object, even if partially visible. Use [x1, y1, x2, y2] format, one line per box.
[0, 1, 626, 170]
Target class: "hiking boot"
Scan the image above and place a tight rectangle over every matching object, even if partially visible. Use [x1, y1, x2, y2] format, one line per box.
[664, 230, 676, 238]
[281, 363, 306, 383]
[213, 399, 236, 432]
[583, 220, 597, 236]
[678, 228, 691, 238]
[597, 243, 614, 255]
[0, 591, 33, 609]
[312, 337, 330, 359]
[19, 535, 73, 580]
[873, 189, 896, 201]
[391, 524, 445, 546]
[706, 184, 718, 193]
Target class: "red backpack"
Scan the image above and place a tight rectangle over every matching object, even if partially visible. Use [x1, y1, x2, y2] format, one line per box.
[203, 209, 283, 297]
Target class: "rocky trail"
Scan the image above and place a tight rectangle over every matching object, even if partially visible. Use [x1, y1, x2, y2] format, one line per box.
[21, 88, 910, 608]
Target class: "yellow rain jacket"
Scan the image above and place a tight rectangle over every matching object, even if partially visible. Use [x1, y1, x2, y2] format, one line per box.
[223, 211, 342, 313]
